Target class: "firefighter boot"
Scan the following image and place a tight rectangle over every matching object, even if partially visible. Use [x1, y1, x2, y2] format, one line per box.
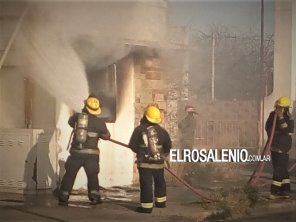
[89, 190, 102, 205]
[155, 201, 166, 208]
[58, 190, 69, 206]
[136, 207, 153, 214]
[90, 197, 102, 205]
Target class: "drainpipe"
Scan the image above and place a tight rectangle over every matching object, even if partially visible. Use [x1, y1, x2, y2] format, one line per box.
[258, 0, 265, 151]
[211, 32, 215, 101]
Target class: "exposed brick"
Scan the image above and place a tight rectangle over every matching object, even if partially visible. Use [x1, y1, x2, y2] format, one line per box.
[140, 93, 153, 103]
[135, 104, 145, 112]
[151, 80, 167, 90]
[151, 89, 167, 95]
[135, 92, 141, 98]
[134, 64, 141, 73]
[142, 66, 163, 72]
[154, 93, 165, 102]
[135, 72, 146, 79]
[136, 79, 165, 92]
[135, 78, 150, 89]
[144, 59, 153, 67]
[152, 58, 161, 67]
[158, 101, 166, 110]
[145, 71, 162, 80]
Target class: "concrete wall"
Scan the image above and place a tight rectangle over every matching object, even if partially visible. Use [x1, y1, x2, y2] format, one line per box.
[264, 0, 294, 158]
[292, 0, 296, 159]
[292, 0, 296, 103]
[264, 0, 292, 109]
[32, 83, 56, 130]
[99, 57, 135, 187]
[0, 69, 25, 128]
[55, 57, 135, 189]
[264, 1, 292, 122]
[0, 2, 27, 128]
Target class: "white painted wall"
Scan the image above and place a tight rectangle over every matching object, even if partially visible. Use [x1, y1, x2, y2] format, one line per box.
[264, 0, 292, 129]
[0, 69, 25, 128]
[291, 0, 296, 159]
[32, 83, 56, 129]
[55, 58, 135, 189]
[292, 0, 296, 103]
[264, 0, 295, 159]
[99, 58, 135, 187]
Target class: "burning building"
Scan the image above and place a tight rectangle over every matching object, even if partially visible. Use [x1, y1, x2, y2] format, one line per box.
[0, 0, 179, 192]
[0, 0, 295, 196]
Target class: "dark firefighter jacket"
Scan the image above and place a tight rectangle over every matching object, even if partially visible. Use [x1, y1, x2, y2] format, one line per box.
[69, 110, 110, 155]
[265, 110, 294, 153]
[129, 117, 172, 169]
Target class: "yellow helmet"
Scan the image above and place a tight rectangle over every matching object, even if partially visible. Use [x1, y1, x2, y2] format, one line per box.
[85, 96, 101, 115]
[145, 105, 161, 124]
[276, 96, 291, 108]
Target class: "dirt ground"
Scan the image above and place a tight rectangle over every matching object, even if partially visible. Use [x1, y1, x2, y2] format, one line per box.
[1, 162, 295, 222]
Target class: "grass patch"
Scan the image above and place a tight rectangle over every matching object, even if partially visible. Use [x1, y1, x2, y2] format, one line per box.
[204, 184, 259, 221]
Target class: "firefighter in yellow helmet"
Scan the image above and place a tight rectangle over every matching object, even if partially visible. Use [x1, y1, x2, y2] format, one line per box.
[265, 96, 294, 199]
[59, 94, 110, 206]
[129, 105, 172, 213]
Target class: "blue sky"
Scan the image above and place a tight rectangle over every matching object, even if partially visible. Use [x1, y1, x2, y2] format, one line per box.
[168, 0, 274, 34]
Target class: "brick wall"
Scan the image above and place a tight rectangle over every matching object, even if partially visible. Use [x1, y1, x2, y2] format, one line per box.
[132, 54, 171, 184]
[133, 53, 185, 145]
[134, 55, 168, 126]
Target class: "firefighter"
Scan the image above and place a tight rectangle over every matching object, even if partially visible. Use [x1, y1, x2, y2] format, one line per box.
[59, 94, 111, 206]
[129, 105, 172, 213]
[265, 96, 294, 199]
[178, 105, 197, 149]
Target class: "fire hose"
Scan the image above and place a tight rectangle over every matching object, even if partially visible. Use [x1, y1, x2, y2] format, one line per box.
[107, 138, 215, 202]
[288, 162, 296, 172]
[248, 113, 277, 185]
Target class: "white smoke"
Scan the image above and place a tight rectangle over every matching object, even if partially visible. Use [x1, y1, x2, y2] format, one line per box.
[16, 6, 89, 111]
[15, 1, 167, 110]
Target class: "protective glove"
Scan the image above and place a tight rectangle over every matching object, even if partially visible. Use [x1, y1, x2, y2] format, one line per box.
[275, 106, 284, 118]
[162, 153, 171, 169]
[100, 131, 111, 140]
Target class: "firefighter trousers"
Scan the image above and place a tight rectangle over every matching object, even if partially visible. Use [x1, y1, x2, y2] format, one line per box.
[138, 167, 167, 209]
[270, 151, 290, 194]
[59, 153, 100, 202]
